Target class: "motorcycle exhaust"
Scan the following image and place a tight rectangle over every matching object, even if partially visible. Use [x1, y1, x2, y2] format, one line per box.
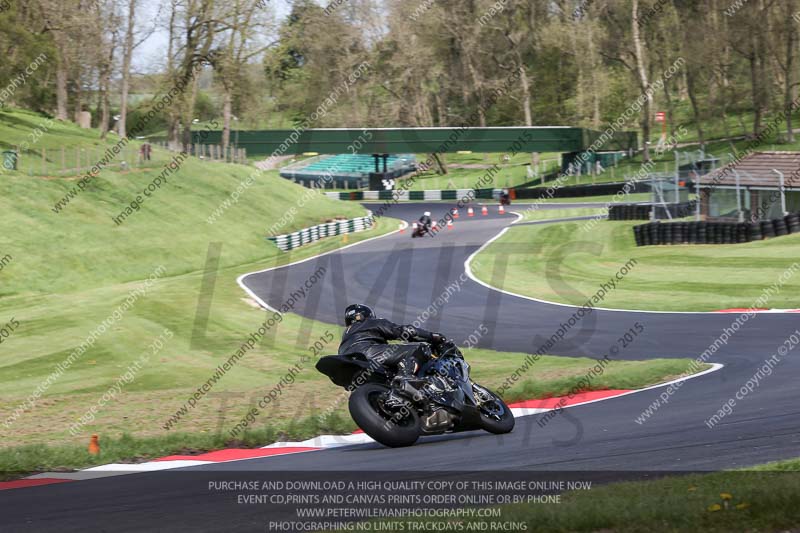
[421, 409, 452, 432]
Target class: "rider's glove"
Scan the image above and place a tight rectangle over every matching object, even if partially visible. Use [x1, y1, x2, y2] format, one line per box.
[431, 333, 446, 346]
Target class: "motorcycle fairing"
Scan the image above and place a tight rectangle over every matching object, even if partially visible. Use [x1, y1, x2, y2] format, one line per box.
[315, 353, 387, 387]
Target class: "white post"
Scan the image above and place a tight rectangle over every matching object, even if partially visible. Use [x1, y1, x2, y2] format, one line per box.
[772, 169, 788, 216]
[733, 169, 744, 223]
[650, 173, 656, 220]
[674, 167, 679, 204]
[696, 164, 702, 222]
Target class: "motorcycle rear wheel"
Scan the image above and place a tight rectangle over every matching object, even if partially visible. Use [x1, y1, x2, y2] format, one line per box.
[349, 384, 420, 447]
[472, 383, 515, 434]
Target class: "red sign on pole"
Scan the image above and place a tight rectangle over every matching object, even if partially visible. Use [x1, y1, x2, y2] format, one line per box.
[655, 111, 666, 123]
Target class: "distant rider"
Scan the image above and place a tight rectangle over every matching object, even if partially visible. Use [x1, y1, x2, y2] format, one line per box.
[418, 211, 432, 233]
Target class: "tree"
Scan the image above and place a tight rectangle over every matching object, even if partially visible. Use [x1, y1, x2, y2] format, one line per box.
[212, 0, 275, 151]
[164, 0, 219, 149]
[771, 0, 798, 142]
[36, 0, 81, 120]
[0, 1, 55, 113]
[117, 0, 157, 137]
[631, 0, 652, 161]
[117, 0, 137, 137]
[97, 3, 120, 138]
[728, 0, 771, 135]
[263, 0, 370, 127]
[672, 0, 709, 147]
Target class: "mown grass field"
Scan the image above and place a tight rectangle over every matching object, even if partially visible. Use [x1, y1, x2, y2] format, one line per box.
[472, 217, 800, 312]
[522, 192, 653, 204]
[367, 457, 800, 533]
[513, 207, 608, 223]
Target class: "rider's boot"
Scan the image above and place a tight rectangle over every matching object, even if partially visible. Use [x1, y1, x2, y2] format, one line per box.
[386, 354, 425, 407]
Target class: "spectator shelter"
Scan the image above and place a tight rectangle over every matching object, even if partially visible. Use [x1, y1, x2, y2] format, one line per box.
[698, 152, 800, 221]
[191, 127, 637, 156]
[279, 153, 417, 188]
[191, 126, 637, 189]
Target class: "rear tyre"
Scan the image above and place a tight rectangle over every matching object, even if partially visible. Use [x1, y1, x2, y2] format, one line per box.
[349, 384, 420, 447]
[472, 383, 515, 434]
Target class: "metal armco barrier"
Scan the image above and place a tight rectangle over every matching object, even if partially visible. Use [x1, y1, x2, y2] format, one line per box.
[325, 180, 652, 203]
[267, 212, 375, 251]
[633, 213, 800, 246]
[325, 189, 497, 202]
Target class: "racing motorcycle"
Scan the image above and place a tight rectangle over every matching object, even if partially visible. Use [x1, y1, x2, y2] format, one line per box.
[411, 223, 431, 238]
[316, 340, 514, 447]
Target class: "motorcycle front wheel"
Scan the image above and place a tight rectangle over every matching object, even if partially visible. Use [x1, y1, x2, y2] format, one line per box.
[349, 384, 420, 447]
[472, 382, 515, 434]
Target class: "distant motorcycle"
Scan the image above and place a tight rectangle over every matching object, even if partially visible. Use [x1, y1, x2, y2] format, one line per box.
[316, 340, 515, 447]
[411, 223, 431, 238]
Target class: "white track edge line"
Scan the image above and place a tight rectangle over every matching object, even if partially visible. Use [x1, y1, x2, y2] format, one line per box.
[550, 362, 725, 410]
[467, 213, 789, 315]
[237, 218, 408, 312]
[243, 362, 726, 454]
[25, 363, 724, 479]
[181, 362, 727, 463]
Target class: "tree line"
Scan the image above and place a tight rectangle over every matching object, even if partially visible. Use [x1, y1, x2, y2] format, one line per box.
[1, 0, 798, 158]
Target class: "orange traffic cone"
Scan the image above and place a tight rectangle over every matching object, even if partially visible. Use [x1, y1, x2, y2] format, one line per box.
[481, 206, 488, 216]
[431, 220, 438, 230]
[467, 207, 474, 217]
[453, 209, 459, 219]
[447, 220, 454, 230]
[399, 222, 405, 234]
[499, 204, 505, 214]
[88, 434, 100, 455]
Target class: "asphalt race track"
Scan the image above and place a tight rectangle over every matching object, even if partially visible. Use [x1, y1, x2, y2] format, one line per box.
[3, 202, 799, 532]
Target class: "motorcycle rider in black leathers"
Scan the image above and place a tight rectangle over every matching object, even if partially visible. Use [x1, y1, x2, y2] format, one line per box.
[418, 211, 432, 234]
[338, 304, 445, 404]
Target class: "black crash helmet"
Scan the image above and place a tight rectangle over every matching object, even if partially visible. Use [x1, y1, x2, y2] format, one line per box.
[344, 304, 373, 326]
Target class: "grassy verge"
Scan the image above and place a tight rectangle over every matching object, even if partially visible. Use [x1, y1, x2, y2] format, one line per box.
[513, 207, 608, 223]
[0, 350, 702, 478]
[471, 218, 800, 311]
[522, 192, 653, 204]
[368, 458, 800, 533]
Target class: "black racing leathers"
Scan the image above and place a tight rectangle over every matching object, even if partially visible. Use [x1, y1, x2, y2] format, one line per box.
[338, 317, 435, 371]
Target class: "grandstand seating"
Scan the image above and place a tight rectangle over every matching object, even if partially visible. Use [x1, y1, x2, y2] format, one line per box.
[279, 154, 417, 188]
